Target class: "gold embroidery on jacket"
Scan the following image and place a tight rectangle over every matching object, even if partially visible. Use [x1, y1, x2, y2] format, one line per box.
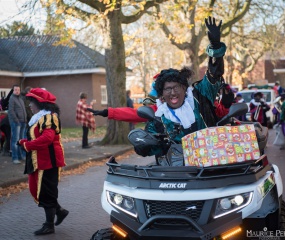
[37, 170, 44, 202]
[30, 124, 38, 170]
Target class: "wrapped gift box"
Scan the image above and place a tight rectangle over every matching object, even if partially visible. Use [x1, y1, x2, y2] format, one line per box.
[182, 124, 260, 167]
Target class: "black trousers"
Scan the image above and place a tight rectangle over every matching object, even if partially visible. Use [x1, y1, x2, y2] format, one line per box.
[82, 126, 89, 147]
[38, 167, 59, 209]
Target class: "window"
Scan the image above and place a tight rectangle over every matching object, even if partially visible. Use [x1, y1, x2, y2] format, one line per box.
[101, 85, 107, 104]
[261, 92, 271, 102]
[0, 88, 11, 98]
[1, 91, 6, 98]
[239, 90, 273, 103]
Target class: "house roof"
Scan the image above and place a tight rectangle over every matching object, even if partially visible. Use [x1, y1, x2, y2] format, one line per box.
[0, 35, 106, 76]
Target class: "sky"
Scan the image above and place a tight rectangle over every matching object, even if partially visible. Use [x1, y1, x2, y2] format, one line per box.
[0, 0, 23, 26]
[0, 0, 46, 29]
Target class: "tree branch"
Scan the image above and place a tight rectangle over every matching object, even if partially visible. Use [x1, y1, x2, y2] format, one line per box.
[56, 0, 102, 22]
[121, 0, 169, 24]
[153, 4, 189, 51]
[221, 0, 252, 37]
[76, 0, 105, 11]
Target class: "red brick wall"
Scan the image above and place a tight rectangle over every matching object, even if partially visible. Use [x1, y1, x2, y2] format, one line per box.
[264, 60, 275, 83]
[247, 61, 265, 84]
[0, 76, 22, 88]
[24, 73, 107, 128]
[247, 59, 285, 87]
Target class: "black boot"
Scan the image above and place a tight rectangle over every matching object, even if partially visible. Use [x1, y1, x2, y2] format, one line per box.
[55, 204, 69, 226]
[34, 208, 56, 235]
[34, 222, 55, 235]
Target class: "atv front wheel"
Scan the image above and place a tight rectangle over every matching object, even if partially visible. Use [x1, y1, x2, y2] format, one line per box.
[90, 228, 125, 240]
[265, 199, 285, 231]
[278, 199, 285, 230]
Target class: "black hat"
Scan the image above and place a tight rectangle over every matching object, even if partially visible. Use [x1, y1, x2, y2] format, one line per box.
[254, 92, 263, 98]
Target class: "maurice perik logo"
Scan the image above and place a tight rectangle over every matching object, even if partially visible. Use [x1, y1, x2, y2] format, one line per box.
[247, 227, 285, 239]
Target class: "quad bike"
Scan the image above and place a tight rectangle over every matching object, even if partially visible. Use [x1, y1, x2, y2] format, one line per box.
[91, 103, 285, 240]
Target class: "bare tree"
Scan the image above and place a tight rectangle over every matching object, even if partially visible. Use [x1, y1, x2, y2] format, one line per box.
[25, 0, 169, 144]
[123, 15, 184, 97]
[152, 0, 284, 81]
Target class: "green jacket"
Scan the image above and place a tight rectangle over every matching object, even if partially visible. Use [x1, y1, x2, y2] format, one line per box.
[145, 44, 225, 157]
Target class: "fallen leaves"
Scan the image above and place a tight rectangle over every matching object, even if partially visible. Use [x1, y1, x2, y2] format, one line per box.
[0, 150, 135, 202]
[61, 150, 134, 176]
[0, 182, 28, 203]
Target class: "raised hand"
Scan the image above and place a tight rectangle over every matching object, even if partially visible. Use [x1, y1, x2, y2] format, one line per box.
[205, 16, 222, 49]
[87, 108, 108, 117]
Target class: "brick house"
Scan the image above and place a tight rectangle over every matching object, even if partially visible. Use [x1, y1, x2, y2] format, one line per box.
[247, 58, 285, 88]
[198, 58, 285, 90]
[0, 35, 108, 127]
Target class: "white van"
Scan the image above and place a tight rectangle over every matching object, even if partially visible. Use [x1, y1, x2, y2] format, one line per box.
[237, 89, 276, 123]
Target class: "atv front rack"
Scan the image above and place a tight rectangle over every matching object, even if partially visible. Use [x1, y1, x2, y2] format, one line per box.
[105, 155, 272, 189]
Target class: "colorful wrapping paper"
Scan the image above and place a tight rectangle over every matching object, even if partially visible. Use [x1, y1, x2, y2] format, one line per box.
[182, 124, 260, 167]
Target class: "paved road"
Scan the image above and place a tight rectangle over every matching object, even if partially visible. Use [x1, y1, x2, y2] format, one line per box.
[0, 151, 153, 240]
[0, 129, 284, 240]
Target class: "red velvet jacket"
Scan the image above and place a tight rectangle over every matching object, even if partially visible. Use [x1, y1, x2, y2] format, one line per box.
[108, 105, 158, 123]
[22, 113, 66, 171]
[107, 103, 229, 122]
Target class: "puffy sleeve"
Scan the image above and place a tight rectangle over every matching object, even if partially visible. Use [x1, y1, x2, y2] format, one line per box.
[23, 114, 60, 151]
[108, 105, 158, 123]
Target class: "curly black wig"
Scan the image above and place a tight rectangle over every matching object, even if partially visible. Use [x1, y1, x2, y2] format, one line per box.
[26, 97, 61, 116]
[154, 67, 194, 97]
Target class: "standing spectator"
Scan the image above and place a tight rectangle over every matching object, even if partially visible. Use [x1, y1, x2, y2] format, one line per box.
[235, 93, 245, 103]
[0, 88, 13, 111]
[274, 81, 284, 96]
[0, 89, 12, 156]
[272, 95, 283, 124]
[249, 92, 270, 127]
[279, 94, 285, 150]
[0, 111, 6, 152]
[235, 93, 247, 121]
[8, 85, 27, 164]
[0, 113, 11, 156]
[18, 88, 69, 235]
[126, 90, 135, 131]
[76, 92, 96, 148]
[21, 86, 33, 122]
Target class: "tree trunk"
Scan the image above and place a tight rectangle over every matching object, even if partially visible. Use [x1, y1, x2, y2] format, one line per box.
[185, 47, 200, 82]
[101, 9, 129, 145]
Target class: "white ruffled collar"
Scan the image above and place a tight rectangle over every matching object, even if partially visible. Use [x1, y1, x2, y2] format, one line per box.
[155, 87, 195, 129]
[250, 98, 265, 107]
[28, 110, 51, 126]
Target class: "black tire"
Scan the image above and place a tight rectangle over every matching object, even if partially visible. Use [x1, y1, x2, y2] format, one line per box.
[279, 199, 285, 230]
[265, 199, 285, 231]
[90, 228, 123, 240]
[242, 198, 285, 239]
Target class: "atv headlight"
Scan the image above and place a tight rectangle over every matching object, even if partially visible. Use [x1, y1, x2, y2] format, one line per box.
[107, 191, 137, 218]
[214, 192, 253, 219]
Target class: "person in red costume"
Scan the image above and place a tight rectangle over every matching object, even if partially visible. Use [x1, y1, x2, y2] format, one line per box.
[87, 79, 159, 123]
[18, 88, 69, 235]
[214, 83, 235, 119]
[249, 92, 270, 127]
[87, 82, 233, 124]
